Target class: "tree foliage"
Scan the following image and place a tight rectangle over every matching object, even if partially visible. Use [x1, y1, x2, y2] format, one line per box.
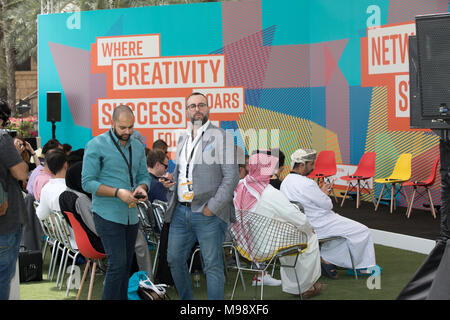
[0, 0, 224, 110]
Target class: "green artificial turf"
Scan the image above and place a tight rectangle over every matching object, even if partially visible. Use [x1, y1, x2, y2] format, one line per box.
[18, 244, 426, 300]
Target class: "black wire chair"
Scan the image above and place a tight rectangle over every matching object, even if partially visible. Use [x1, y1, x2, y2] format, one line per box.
[137, 200, 167, 275]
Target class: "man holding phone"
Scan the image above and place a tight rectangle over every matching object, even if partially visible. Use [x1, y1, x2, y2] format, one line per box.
[82, 105, 150, 300]
[146, 149, 174, 203]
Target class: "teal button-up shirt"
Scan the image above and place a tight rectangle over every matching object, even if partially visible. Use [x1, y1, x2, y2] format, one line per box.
[82, 129, 150, 225]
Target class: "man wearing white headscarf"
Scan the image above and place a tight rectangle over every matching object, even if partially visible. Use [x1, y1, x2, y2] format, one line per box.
[280, 149, 377, 279]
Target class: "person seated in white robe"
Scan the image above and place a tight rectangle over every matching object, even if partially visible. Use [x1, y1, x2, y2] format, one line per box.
[233, 151, 322, 298]
[280, 148, 378, 279]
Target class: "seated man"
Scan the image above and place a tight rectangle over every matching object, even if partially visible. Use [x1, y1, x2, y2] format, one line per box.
[251, 149, 285, 189]
[31, 140, 63, 201]
[36, 149, 78, 250]
[280, 148, 377, 278]
[59, 161, 104, 253]
[233, 151, 322, 299]
[146, 149, 174, 203]
[36, 149, 68, 220]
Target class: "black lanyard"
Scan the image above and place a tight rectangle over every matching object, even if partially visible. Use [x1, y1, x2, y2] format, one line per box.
[109, 130, 134, 188]
[184, 132, 204, 179]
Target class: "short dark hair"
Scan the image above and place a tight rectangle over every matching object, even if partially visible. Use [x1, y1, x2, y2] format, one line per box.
[63, 143, 72, 153]
[186, 92, 208, 106]
[152, 139, 168, 152]
[0, 99, 11, 127]
[42, 139, 62, 155]
[45, 149, 67, 175]
[67, 148, 84, 167]
[147, 149, 167, 169]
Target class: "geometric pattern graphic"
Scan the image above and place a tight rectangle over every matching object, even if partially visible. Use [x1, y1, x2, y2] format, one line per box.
[387, 0, 448, 24]
[236, 104, 342, 177]
[40, 0, 449, 210]
[365, 86, 441, 206]
[49, 42, 107, 129]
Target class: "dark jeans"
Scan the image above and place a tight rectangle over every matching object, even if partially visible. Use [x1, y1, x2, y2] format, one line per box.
[93, 213, 138, 300]
[0, 225, 22, 300]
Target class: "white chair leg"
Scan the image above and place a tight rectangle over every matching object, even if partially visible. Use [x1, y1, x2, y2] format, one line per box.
[427, 188, 437, 219]
[356, 181, 360, 208]
[76, 259, 91, 300]
[390, 184, 395, 213]
[341, 183, 351, 207]
[65, 252, 79, 297]
[375, 184, 385, 211]
[407, 189, 416, 218]
[47, 241, 57, 280]
[56, 248, 67, 288]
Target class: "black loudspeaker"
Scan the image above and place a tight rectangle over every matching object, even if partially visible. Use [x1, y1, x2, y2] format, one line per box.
[46, 92, 61, 122]
[416, 13, 450, 120]
[409, 35, 450, 129]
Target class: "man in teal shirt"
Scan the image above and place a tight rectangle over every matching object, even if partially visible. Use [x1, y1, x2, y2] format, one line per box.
[82, 105, 150, 300]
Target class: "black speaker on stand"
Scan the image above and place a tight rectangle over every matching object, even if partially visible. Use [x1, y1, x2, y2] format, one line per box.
[397, 14, 450, 300]
[47, 92, 61, 140]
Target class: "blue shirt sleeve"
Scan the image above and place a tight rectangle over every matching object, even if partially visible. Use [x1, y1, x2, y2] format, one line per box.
[81, 138, 102, 195]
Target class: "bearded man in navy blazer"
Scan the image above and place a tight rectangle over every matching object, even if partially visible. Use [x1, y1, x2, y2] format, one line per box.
[165, 92, 239, 300]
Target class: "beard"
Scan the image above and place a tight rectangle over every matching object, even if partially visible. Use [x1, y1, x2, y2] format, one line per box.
[113, 127, 131, 141]
[190, 112, 208, 126]
[304, 167, 314, 176]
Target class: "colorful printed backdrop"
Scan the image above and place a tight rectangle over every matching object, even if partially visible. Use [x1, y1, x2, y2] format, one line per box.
[38, 0, 449, 209]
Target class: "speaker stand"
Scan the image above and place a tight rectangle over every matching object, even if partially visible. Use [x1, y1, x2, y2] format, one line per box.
[51, 121, 56, 140]
[438, 129, 450, 240]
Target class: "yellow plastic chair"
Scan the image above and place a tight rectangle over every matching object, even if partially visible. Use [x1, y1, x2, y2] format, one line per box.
[374, 153, 412, 213]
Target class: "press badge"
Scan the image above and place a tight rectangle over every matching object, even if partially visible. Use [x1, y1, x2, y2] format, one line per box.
[181, 180, 194, 201]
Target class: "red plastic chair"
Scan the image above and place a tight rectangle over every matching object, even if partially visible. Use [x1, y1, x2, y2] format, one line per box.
[308, 150, 338, 201]
[340, 152, 376, 208]
[402, 158, 439, 219]
[64, 211, 106, 300]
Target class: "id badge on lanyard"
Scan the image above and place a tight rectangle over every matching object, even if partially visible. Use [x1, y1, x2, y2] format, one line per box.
[182, 132, 204, 201]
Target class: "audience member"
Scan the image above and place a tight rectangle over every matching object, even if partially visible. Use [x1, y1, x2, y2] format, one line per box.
[233, 152, 322, 298]
[236, 146, 249, 179]
[27, 139, 62, 198]
[63, 143, 72, 156]
[153, 139, 174, 173]
[280, 148, 377, 279]
[165, 92, 239, 300]
[152, 139, 168, 154]
[251, 149, 285, 189]
[82, 104, 150, 300]
[59, 161, 104, 253]
[146, 149, 174, 203]
[67, 148, 84, 167]
[35, 149, 68, 221]
[13, 137, 39, 171]
[0, 100, 29, 300]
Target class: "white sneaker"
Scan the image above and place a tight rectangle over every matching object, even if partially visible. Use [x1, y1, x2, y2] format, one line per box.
[252, 273, 282, 286]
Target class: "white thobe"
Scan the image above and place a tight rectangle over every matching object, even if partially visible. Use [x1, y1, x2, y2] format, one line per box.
[243, 183, 321, 295]
[280, 173, 376, 270]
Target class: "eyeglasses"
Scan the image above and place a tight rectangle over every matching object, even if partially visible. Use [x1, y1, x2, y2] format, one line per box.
[187, 103, 208, 110]
[160, 162, 168, 170]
